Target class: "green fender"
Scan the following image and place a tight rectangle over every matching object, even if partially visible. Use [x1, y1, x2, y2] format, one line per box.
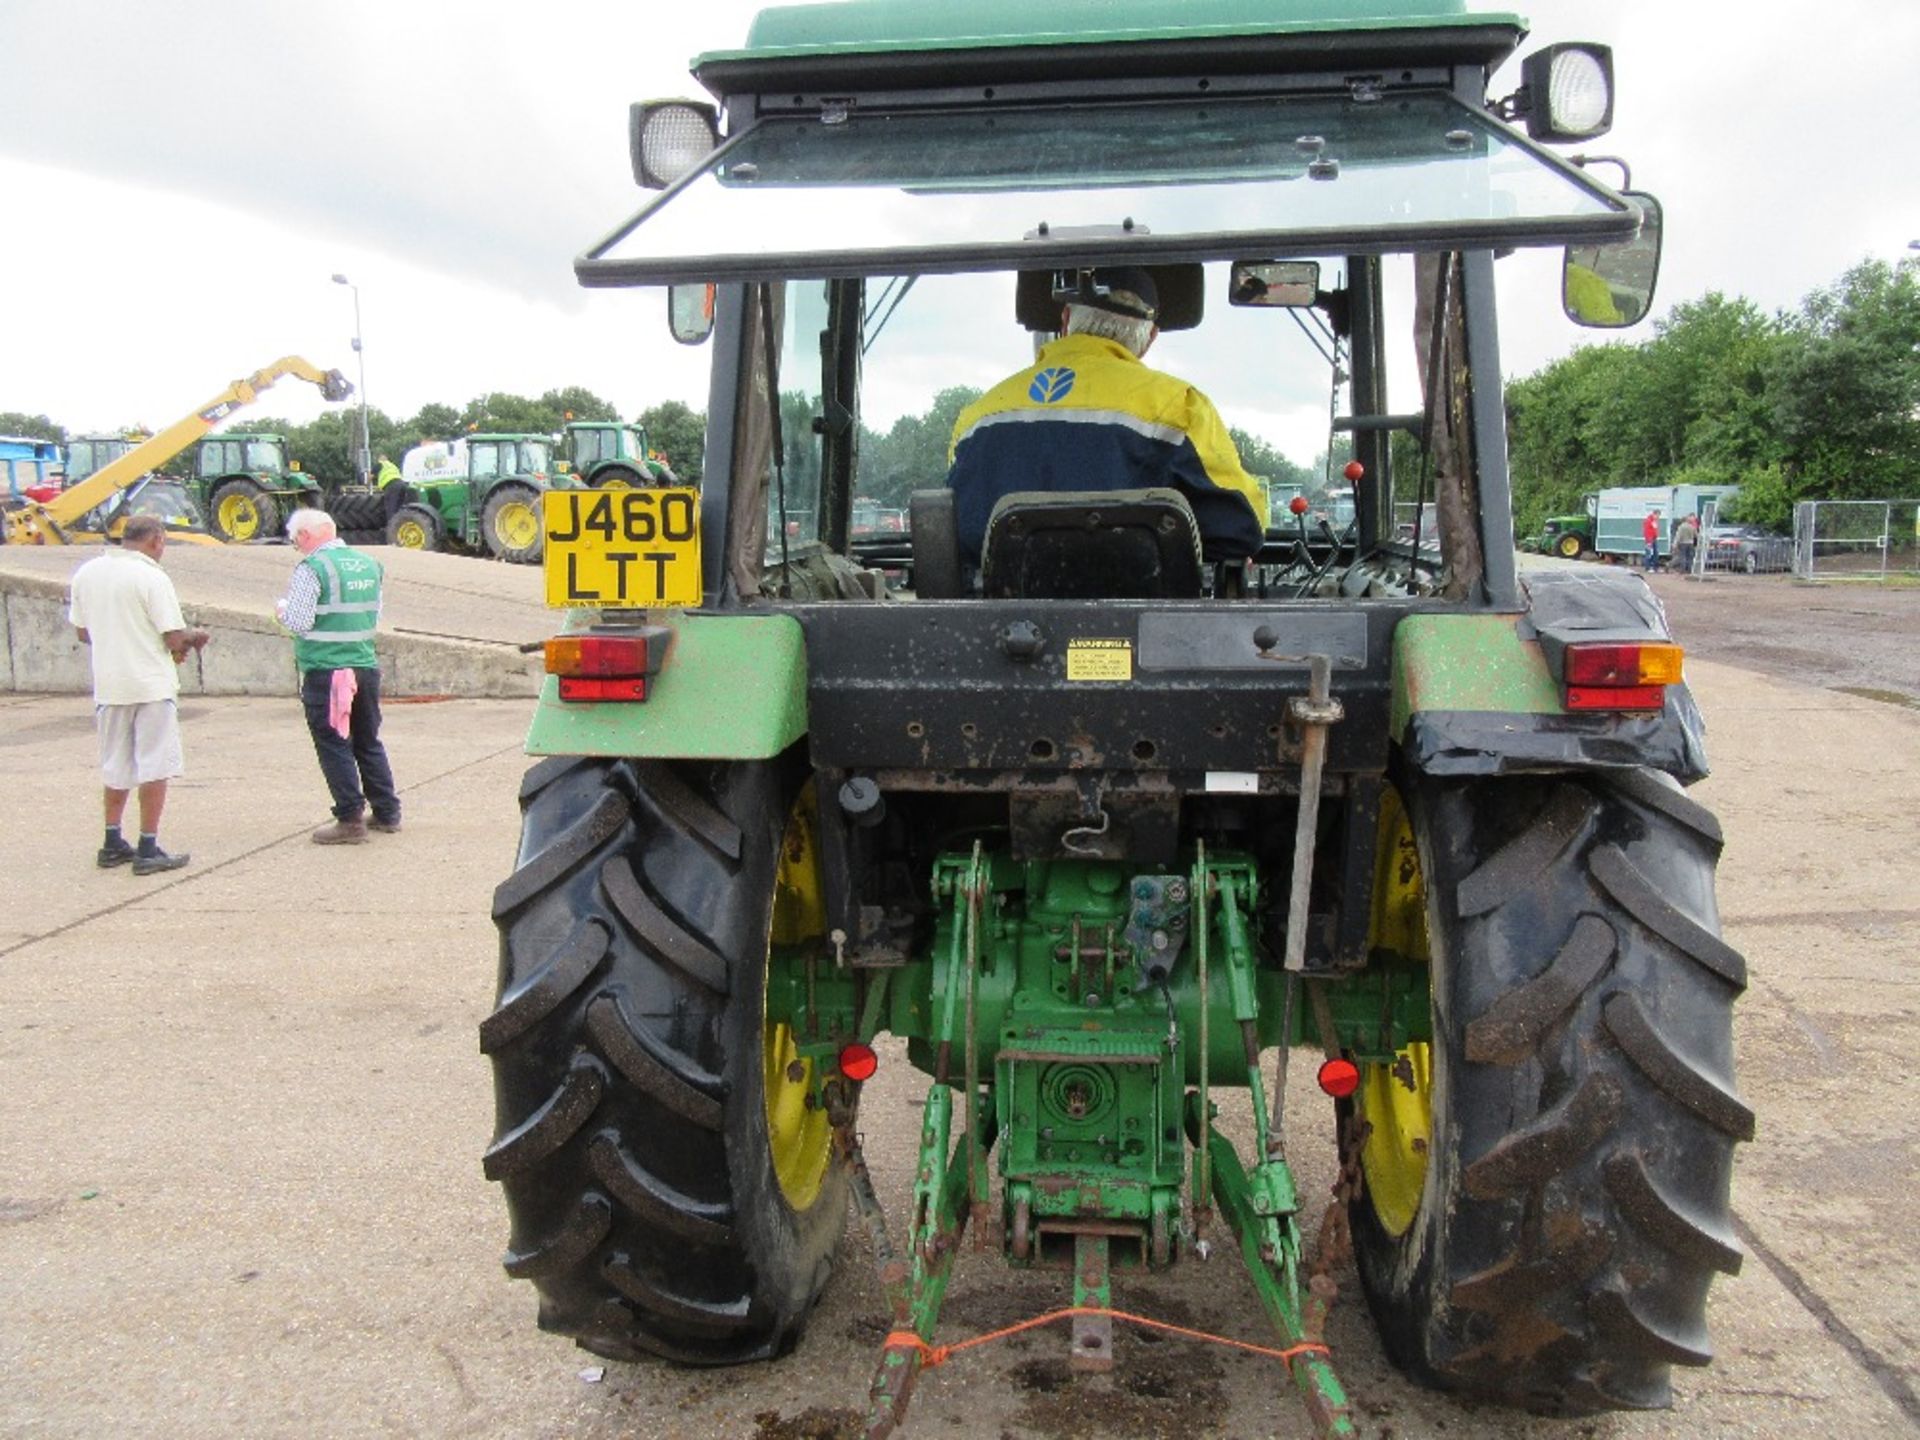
[524, 610, 808, 760]
[1391, 610, 1708, 782]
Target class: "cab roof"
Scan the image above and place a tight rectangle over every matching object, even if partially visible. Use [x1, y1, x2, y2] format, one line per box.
[696, 0, 1528, 95]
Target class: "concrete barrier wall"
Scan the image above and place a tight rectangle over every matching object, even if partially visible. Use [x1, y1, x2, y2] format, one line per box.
[0, 570, 539, 699]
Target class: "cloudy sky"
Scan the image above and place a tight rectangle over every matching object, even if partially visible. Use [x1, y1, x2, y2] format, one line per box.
[4, 0, 1917, 464]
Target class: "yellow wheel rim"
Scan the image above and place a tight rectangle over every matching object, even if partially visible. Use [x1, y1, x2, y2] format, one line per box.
[395, 519, 428, 549]
[596, 475, 632, 492]
[495, 499, 540, 550]
[1557, 534, 1583, 559]
[1357, 787, 1433, 1238]
[764, 785, 832, 1210]
[218, 493, 259, 541]
[1359, 1042, 1432, 1237]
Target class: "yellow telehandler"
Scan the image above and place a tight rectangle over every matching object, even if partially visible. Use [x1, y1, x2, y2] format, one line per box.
[2, 356, 353, 546]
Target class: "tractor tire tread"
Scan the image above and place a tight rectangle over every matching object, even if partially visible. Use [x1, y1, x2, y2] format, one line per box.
[586, 991, 728, 1127]
[599, 853, 731, 995]
[1455, 784, 1593, 918]
[482, 1054, 607, 1180]
[1590, 845, 1747, 988]
[502, 1192, 612, 1279]
[1463, 912, 1614, 1065]
[491, 788, 632, 921]
[1601, 1152, 1744, 1275]
[480, 919, 610, 1054]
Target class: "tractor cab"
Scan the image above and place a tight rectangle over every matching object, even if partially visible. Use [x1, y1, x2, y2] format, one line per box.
[559, 420, 674, 489]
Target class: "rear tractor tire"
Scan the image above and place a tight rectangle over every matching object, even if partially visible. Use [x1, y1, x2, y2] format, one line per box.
[1555, 532, 1585, 560]
[1349, 769, 1750, 1414]
[482, 754, 847, 1363]
[210, 479, 280, 543]
[483, 482, 545, 564]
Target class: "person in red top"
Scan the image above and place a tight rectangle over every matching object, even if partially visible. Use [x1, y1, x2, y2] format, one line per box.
[1643, 508, 1663, 571]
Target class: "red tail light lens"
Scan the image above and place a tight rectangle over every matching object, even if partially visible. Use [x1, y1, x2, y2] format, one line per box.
[558, 676, 649, 702]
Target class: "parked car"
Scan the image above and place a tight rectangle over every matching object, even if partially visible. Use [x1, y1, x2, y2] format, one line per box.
[850, 500, 908, 538]
[1706, 523, 1793, 573]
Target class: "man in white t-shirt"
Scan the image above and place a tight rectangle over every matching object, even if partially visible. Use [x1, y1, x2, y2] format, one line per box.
[67, 516, 210, 874]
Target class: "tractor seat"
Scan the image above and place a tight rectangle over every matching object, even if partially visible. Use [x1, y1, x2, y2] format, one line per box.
[979, 488, 1204, 599]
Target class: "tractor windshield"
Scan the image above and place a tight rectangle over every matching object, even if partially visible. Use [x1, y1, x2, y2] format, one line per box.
[584, 89, 1634, 286]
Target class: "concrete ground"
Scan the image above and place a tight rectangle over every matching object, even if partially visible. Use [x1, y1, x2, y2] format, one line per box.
[0, 660, 1916, 1437]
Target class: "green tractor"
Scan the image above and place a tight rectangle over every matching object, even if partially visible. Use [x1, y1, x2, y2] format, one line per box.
[559, 419, 678, 489]
[482, 4, 1741, 1434]
[387, 433, 577, 563]
[195, 432, 323, 542]
[1534, 506, 1595, 559]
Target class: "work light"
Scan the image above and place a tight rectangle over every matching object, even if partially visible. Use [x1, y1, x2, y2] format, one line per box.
[1517, 43, 1614, 142]
[630, 100, 721, 189]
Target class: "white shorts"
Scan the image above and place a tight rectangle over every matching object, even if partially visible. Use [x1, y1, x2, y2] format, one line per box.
[96, 700, 185, 789]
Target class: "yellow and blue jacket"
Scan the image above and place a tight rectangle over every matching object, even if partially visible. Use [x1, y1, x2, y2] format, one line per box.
[946, 333, 1266, 563]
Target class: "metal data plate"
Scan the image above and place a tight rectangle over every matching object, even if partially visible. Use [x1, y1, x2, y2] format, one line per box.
[542, 488, 702, 608]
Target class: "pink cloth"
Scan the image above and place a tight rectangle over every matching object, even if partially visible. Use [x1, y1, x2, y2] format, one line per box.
[328, 667, 357, 739]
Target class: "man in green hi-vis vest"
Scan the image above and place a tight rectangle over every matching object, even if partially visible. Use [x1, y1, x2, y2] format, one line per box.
[276, 508, 401, 844]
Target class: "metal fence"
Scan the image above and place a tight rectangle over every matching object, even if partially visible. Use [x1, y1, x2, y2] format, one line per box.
[1793, 500, 1920, 579]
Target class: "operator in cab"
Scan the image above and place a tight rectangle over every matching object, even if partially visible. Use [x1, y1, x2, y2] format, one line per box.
[945, 266, 1266, 565]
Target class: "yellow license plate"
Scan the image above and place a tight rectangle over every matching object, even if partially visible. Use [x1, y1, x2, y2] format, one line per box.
[543, 488, 702, 608]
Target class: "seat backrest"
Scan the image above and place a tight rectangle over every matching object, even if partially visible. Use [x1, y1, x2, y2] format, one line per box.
[980, 488, 1203, 599]
[909, 488, 965, 598]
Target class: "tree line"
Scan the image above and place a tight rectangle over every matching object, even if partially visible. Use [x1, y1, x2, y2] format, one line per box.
[1506, 256, 1920, 535]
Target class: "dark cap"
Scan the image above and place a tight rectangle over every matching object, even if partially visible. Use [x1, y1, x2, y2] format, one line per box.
[1068, 266, 1158, 322]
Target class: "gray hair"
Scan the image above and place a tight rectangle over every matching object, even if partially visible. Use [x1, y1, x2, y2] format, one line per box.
[285, 508, 337, 545]
[1065, 297, 1156, 357]
[121, 515, 166, 546]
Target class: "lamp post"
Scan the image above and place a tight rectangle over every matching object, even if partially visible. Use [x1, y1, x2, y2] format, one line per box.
[331, 273, 371, 488]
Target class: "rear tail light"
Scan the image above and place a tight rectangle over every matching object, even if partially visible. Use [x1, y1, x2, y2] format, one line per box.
[1563, 641, 1682, 712]
[545, 626, 670, 703]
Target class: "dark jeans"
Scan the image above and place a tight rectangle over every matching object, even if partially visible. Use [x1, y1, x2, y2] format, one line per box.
[300, 667, 399, 823]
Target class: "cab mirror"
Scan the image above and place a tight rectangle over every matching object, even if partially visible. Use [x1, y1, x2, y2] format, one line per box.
[1228, 260, 1319, 307]
[1563, 191, 1662, 328]
[668, 283, 717, 345]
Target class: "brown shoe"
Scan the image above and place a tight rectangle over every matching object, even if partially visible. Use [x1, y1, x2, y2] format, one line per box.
[368, 816, 401, 834]
[312, 818, 369, 845]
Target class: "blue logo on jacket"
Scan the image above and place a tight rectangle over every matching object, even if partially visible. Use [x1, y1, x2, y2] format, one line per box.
[1029, 367, 1076, 404]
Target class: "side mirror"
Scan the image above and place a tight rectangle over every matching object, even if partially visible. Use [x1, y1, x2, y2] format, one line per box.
[1563, 191, 1662, 328]
[668, 283, 717, 346]
[1228, 260, 1320, 307]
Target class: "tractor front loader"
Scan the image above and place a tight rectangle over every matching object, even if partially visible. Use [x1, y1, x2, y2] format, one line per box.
[480, 4, 1747, 1433]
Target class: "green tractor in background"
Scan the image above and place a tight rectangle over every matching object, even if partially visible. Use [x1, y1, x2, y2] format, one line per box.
[195, 432, 323, 542]
[482, 4, 1743, 1436]
[1529, 506, 1595, 558]
[558, 419, 679, 489]
[387, 433, 580, 564]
